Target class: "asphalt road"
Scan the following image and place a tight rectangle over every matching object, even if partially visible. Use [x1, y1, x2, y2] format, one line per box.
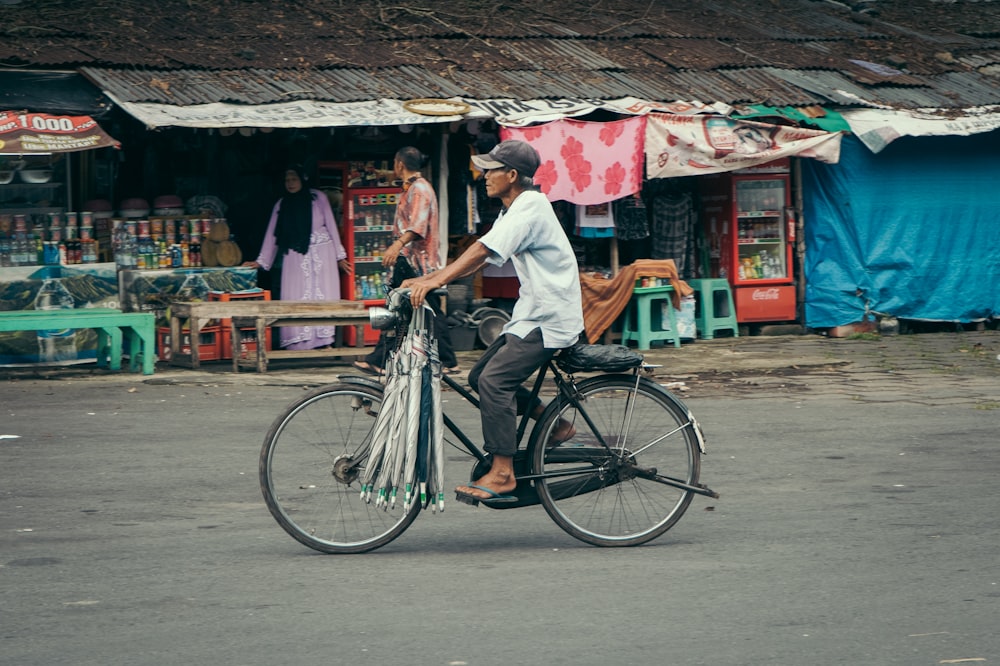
[2, 356, 998, 665]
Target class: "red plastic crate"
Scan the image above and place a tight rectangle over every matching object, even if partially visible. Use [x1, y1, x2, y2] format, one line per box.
[220, 325, 272, 360]
[208, 289, 271, 303]
[156, 326, 222, 362]
[208, 289, 271, 326]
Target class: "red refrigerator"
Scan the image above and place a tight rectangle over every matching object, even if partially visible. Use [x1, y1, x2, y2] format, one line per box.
[343, 185, 401, 345]
[701, 159, 797, 323]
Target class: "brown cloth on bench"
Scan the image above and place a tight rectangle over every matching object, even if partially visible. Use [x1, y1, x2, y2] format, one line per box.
[579, 259, 693, 344]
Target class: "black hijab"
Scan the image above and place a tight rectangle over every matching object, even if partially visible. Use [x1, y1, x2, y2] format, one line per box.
[275, 166, 315, 256]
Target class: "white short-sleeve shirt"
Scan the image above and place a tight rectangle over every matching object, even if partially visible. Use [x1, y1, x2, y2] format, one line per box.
[478, 190, 583, 349]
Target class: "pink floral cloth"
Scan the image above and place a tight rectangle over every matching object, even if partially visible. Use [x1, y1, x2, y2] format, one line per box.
[501, 116, 646, 205]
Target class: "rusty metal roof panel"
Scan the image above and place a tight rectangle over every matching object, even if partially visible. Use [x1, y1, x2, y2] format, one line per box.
[758, 67, 996, 109]
[502, 39, 626, 70]
[444, 69, 606, 100]
[765, 68, 893, 106]
[957, 51, 1000, 69]
[82, 66, 472, 105]
[8, 0, 1000, 113]
[691, 1, 887, 40]
[924, 71, 1000, 107]
[706, 69, 823, 106]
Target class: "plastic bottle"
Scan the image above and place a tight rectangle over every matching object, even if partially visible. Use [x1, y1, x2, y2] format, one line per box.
[33, 278, 77, 362]
[177, 272, 210, 303]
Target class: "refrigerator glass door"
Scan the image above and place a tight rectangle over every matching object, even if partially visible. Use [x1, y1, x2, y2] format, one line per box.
[734, 178, 787, 282]
[347, 188, 399, 301]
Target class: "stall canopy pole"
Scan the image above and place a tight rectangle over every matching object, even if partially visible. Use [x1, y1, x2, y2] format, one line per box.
[437, 130, 450, 268]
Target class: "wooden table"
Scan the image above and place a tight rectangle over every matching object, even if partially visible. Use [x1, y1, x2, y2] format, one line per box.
[169, 300, 371, 372]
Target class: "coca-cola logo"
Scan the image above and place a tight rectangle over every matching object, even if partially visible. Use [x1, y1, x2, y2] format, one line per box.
[752, 288, 782, 301]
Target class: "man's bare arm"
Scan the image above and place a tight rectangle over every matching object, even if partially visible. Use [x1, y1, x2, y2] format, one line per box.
[402, 241, 492, 307]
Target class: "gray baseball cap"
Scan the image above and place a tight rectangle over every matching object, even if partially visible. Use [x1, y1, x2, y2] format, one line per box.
[471, 140, 541, 178]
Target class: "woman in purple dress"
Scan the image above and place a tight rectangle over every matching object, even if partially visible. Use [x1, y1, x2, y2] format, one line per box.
[244, 166, 352, 350]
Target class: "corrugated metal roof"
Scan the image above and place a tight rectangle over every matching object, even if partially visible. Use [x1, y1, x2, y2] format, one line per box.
[4, 0, 1000, 112]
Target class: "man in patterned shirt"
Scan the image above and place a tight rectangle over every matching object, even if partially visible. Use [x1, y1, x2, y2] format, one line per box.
[354, 146, 458, 375]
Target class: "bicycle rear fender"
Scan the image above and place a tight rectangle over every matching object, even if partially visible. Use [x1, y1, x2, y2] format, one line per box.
[337, 375, 385, 392]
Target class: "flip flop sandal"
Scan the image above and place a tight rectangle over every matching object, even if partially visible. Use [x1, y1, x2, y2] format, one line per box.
[454, 484, 518, 506]
[352, 361, 384, 376]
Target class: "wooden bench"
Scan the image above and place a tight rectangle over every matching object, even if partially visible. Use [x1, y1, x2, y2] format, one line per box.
[0, 308, 156, 374]
[169, 300, 371, 372]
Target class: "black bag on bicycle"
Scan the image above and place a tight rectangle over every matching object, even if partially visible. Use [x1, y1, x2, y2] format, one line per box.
[390, 255, 418, 288]
[556, 341, 644, 374]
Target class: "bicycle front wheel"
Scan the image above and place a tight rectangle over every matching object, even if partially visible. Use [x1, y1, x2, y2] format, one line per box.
[530, 375, 702, 547]
[260, 382, 420, 554]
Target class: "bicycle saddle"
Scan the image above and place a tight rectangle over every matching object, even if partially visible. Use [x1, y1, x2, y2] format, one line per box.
[555, 342, 644, 374]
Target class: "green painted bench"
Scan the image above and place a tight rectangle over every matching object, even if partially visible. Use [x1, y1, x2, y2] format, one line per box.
[0, 308, 156, 375]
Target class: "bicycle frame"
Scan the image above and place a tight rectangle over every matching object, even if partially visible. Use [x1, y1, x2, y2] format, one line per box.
[362, 289, 717, 508]
[429, 359, 718, 508]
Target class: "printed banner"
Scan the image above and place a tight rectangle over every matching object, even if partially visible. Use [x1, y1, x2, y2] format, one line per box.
[840, 105, 1000, 153]
[645, 114, 843, 178]
[501, 116, 647, 205]
[109, 98, 474, 129]
[108, 94, 725, 129]
[469, 97, 724, 126]
[0, 111, 120, 154]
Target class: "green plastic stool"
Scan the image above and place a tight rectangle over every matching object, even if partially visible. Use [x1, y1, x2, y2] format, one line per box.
[620, 285, 681, 350]
[688, 278, 739, 339]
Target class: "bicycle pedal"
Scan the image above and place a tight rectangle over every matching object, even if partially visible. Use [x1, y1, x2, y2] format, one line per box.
[454, 491, 480, 507]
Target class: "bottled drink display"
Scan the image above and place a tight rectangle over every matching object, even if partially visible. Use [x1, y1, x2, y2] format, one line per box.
[0, 212, 215, 270]
[0, 212, 103, 267]
[114, 217, 212, 271]
[734, 178, 787, 281]
[349, 190, 399, 300]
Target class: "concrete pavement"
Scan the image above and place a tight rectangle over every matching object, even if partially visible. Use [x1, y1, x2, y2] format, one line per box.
[2, 329, 998, 406]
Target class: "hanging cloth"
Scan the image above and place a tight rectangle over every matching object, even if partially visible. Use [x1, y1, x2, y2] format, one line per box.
[650, 190, 698, 278]
[613, 194, 650, 241]
[501, 115, 647, 205]
[579, 259, 693, 343]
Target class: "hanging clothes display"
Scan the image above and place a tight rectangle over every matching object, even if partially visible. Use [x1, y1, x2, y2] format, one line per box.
[613, 194, 650, 241]
[574, 202, 615, 238]
[648, 182, 698, 280]
[501, 116, 646, 205]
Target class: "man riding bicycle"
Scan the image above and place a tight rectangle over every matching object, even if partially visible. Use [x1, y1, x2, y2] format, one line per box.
[402, 140, 584, 504]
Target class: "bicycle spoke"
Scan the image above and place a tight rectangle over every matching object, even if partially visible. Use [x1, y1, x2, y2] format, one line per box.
[532, 377, 701, 547]
[260, 383, 419, 554]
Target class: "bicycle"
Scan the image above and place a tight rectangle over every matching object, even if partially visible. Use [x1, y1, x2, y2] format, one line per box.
[259, 289, 719, 554]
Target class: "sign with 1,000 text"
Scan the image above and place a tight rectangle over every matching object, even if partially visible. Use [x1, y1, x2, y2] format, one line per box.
[0, 111, 120, 154]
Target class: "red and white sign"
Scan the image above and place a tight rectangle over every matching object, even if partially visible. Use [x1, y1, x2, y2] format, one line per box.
[0, 111, 120, 154]
[735, 284, 797, 322]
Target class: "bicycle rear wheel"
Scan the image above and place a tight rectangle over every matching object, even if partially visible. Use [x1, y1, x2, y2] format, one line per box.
[260, 382, 420, 554]
[530, 375, 702, 547]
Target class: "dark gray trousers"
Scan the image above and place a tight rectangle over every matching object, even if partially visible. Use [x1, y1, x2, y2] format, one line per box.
[468, 328, 556, 457]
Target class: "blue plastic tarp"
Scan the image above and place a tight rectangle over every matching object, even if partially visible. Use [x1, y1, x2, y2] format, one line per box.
[801, 133, 1000, 327]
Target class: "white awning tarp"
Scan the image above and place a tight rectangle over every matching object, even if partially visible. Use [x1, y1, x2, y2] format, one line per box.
[841, 105, 1000, 153]
[105, 92, 730, 130]
[645, 114, 843, 178]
